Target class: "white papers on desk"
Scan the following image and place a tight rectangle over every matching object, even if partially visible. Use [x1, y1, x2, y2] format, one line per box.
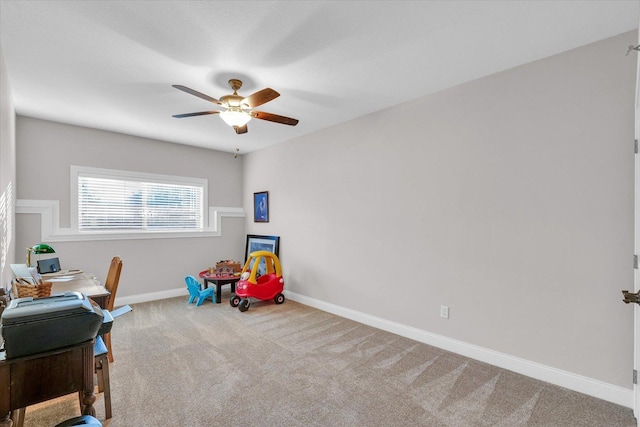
[47, 276, 76, 282]
[41, 269, 83, 278]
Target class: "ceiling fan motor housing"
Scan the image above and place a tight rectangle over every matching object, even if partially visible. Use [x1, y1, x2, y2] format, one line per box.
[220, 94, 247, 108]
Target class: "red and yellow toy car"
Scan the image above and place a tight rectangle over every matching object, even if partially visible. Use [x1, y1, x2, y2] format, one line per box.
[230, 250, 285, 312]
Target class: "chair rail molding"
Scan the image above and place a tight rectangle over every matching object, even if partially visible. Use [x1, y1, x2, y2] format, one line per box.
[16, 199, 245, 242]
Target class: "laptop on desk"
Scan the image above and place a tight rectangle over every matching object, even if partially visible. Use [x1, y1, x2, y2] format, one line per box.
[10, 264, 38, 284]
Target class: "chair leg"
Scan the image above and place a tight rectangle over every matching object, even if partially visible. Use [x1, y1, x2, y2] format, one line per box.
[96, 354, 112, 419]
[104, 332, 114, 363]
[11, 408, 25, 427]
[96, 359, 104, 393]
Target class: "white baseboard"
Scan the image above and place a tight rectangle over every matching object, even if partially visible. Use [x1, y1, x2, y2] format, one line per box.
[112, 287, 634, 409]
[115, 287, 188, 307]
[284, 290, 634, 409]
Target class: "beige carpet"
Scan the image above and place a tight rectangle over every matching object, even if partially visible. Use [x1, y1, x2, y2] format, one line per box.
[22, 294, 636, 426]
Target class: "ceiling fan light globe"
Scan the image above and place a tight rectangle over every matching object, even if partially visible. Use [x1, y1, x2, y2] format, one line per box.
[219, 109, 251, 127]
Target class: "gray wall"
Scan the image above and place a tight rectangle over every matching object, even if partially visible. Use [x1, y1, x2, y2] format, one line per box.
[0, 46, 16, 288]
[15, 118, 245, 300]
[243, 32, 636, 390]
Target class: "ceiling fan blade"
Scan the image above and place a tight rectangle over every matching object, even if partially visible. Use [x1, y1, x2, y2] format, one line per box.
[234, 124, 248, 134]
[251, 111, 299, 126]
[172, 85, 222, 105]
[243, 88, 280, 108]
[172, 111, 220, 118]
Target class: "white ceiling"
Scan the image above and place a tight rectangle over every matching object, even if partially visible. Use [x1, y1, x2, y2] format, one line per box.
[1, 1, 638, 154]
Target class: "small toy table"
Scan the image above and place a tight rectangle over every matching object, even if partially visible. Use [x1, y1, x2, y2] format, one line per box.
[198, 271, 240, 304]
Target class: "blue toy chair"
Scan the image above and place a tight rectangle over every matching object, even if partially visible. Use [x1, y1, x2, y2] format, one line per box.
[185, 275, 215, 306]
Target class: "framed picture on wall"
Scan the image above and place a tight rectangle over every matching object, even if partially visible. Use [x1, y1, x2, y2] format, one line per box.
[254, 191, 269, 222]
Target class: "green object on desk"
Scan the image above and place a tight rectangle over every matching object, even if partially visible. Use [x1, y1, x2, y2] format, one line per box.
[26, 243, 55, 267]
[31, 243, 55, 254]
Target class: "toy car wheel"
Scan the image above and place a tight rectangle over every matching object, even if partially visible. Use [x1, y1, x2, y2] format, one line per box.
[230, 295, 240, 307]
[274, 293, 285, 304]
[238, 299, 250, 312]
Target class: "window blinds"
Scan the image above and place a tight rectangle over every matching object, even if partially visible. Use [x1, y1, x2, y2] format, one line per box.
[78, 175, 203, 230]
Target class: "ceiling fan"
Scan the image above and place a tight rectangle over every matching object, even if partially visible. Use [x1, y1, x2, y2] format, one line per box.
[172, 79, 299, 134]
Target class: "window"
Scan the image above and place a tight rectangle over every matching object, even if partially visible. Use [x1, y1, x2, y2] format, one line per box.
[72, 166, 207, 233]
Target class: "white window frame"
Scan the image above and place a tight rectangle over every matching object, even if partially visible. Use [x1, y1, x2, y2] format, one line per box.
[71, 165, 209, 238]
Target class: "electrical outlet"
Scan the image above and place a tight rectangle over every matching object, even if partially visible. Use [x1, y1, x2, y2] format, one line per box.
[440, 305, 449, 319]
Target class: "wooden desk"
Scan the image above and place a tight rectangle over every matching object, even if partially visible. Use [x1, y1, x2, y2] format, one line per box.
[0, 340, 95, 427]
[45, 272, 110, 309]
[199, 271, 239, 304]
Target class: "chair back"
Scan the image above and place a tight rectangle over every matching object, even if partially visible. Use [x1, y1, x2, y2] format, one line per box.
[105, 256, 123, 311]
[185, 275, 200, 296]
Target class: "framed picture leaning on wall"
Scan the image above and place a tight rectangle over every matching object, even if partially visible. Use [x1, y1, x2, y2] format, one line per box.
[253, 191, 269, 222]
[244, 234, 280, 275]
[244, 234, 280, 261]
